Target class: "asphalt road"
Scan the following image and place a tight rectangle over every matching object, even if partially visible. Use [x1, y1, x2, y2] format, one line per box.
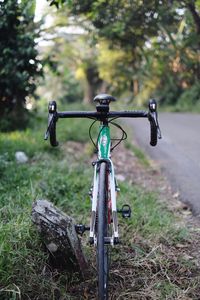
[126, 113, 200, 215]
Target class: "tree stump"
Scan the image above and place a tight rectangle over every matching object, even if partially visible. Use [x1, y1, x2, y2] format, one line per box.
[31, 199, 88, 278]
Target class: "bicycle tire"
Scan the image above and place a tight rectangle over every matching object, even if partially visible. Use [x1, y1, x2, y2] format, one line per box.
[97, 162, 109, 300]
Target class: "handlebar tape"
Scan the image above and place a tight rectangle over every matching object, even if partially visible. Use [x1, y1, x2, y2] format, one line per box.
[149, 114, 157, 146]
[48, 101, 59, 147]
[148, 99, 158, 147]
[49, 118, 59, 147]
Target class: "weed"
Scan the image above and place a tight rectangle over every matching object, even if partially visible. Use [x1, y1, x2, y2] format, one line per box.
[125, 140, 150, 167]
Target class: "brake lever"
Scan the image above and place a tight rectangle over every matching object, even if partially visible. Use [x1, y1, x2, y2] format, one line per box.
[149, 99, 162, 140]
[154, 112, 162, 139]
[157, 123, 162, 139]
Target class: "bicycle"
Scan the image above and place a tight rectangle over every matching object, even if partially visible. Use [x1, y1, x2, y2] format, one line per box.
[44, 94, 161, 300]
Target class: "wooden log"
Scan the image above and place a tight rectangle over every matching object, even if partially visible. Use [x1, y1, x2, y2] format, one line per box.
[31, 199, 88, 278]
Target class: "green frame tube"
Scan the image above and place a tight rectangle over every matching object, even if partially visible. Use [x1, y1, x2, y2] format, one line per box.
[98, 125, 111, 159]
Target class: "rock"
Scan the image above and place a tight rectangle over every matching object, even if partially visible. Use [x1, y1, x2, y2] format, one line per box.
[32, 199, 88, 278]
[15, 151, 28, 163]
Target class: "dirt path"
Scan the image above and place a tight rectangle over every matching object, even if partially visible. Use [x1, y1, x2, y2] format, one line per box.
[125, 113, 200, 215]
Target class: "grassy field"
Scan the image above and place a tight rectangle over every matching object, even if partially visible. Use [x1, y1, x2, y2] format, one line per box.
[0, 107, 199, 299]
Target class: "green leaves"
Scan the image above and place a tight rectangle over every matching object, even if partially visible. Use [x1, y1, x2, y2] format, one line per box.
[46, 0, 200, 109]
[0, 0, 42, 130]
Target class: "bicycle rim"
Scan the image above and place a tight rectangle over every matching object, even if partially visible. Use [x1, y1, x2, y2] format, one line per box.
[97, 162, 109, 300]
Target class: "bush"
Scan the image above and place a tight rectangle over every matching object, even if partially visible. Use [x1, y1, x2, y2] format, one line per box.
[0, 0, 42, 131]
[175, 82, 200, 111]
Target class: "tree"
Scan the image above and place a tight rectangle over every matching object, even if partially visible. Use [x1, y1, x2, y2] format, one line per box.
[39, 6, 105, 104]
[54, 0, 183, 101]
[48, 0, 200, 108]
[48, 0, 181, 49]
[0, 0, 42, 130]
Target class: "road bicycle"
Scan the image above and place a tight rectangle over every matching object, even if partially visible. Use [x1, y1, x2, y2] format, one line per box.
[45, 94, 161, 300]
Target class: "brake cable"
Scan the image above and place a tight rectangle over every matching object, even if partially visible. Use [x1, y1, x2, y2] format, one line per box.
[88, 119, 127, 152]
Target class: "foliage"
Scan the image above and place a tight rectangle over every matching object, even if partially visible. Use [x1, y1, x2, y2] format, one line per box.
[43, 58, 83, 104]
[0, 0, 42, 130]
[47, 0, 200, 110]
[96, 40, 134, 94]
[40, 6, 103, 103]
[175, 81, 200, 111]
[48, 0, 177, 48]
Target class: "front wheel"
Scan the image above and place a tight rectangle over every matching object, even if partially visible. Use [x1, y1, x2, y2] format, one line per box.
[97, 162, 109, 300]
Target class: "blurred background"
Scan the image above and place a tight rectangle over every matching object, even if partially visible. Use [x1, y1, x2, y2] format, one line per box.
[1, 2, 200, 299]
[0, 0, 200, 131]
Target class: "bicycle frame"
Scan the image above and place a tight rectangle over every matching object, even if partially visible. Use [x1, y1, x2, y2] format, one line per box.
[89, 124, 119, 246]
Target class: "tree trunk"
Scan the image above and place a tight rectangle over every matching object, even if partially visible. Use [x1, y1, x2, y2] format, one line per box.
[98, 80, 108, 94]
[133, 79, 139, 96]
[83, 65, 103, 103]
[83, 79, 95, 104]
[187, 3, 200, 35]
[31, 199, 88, 278]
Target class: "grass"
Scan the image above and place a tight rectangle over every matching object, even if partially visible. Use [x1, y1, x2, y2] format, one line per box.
[125, 140, 150, 167]
[0, 106, 199, 299]
[0, 112, 94, 299]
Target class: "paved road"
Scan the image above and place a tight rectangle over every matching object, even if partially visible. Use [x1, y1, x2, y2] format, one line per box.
[126, 113, 200, 215]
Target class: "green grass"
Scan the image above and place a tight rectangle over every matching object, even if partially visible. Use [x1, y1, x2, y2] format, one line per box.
[0, 107, 197, 299]
[125, 140, 150, 167]
[0, 111, 95, 299]
[117, 182, 188, 247]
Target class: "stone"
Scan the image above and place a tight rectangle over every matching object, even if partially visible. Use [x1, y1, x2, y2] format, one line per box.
[15, 151, 28, 163]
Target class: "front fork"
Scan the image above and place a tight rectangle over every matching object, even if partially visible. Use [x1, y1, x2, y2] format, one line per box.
[89, 161, 119, 245]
